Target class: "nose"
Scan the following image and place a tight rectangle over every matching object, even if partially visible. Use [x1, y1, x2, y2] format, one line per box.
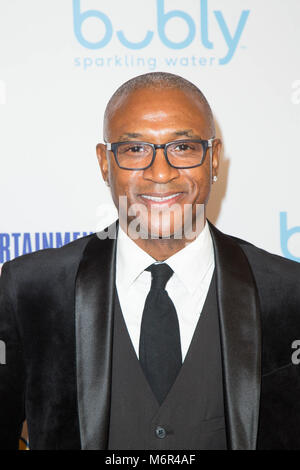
[143, 147, 179, 183]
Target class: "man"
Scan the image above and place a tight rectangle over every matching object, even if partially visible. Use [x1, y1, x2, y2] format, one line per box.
[0, 72, 300, 450]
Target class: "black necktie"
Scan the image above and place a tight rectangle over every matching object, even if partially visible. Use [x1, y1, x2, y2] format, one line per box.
[139, 263, 182, 405]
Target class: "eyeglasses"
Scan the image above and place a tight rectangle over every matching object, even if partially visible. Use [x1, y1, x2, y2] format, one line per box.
[105, 138, 215, 170]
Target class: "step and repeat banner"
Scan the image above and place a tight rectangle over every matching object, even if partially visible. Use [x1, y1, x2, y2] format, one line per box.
[0, 0, 299, 262]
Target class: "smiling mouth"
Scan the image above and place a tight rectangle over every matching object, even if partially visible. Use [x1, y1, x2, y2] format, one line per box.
[139, 192, 184, 205]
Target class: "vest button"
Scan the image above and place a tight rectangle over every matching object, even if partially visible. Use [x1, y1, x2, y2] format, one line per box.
[155, 426, 167, 439]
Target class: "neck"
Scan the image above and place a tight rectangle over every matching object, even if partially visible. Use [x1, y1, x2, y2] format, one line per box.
[120, 219, 206, 261]
[133, 237, 195, 261]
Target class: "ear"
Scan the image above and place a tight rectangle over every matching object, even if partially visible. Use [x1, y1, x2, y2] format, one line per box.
[212, 138, 222, 179]
[96, 143, 109, 185]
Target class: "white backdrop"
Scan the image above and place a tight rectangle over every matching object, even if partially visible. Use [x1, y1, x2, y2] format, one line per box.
[0, 0, 299, 266]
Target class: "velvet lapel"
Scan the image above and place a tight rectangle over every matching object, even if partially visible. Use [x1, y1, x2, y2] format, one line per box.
[208, 221, 261, 450]
[75, 223, 118, 450]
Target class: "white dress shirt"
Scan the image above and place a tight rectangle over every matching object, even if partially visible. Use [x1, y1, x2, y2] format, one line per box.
[116, 220, 215, 362]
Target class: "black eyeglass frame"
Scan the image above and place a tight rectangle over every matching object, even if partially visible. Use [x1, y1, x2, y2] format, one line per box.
[105, 138, 215, 170]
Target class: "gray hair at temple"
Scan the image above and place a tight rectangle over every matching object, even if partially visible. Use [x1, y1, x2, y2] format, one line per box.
[103, 71, 215, 138]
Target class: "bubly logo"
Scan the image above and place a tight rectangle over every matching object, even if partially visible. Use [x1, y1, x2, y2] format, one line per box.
[73, 0, 250, 65]
[280, 212, 300, 262]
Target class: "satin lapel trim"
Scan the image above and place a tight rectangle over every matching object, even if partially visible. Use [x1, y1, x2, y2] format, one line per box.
[75, 223, 118, 449]
[208, 222, 261, 450]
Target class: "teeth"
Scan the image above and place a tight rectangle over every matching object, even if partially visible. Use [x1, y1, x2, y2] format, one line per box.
[141, 193, 180, 202]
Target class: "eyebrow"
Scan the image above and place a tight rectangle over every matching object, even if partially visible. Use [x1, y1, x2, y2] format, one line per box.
[172, 129, 202, 139]
[117, 130, 202, 141]
[117, 132, 143, 140]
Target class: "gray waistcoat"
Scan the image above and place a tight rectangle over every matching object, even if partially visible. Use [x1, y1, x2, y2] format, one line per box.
[108, 270, 227, 450]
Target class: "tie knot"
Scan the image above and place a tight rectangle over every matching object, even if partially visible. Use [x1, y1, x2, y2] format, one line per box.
[146, 263, 174, 290]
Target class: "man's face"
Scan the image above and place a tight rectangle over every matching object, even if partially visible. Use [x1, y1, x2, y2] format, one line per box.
[97, 87, 221, 239]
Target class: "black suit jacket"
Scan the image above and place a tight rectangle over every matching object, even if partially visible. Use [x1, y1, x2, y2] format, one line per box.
[0, 220, 300, 450]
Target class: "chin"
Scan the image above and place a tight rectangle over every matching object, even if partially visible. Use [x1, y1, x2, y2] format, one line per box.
[126, 206, 187, 240]
[149, 210, 184, 239]
[147, 221, 184, 240]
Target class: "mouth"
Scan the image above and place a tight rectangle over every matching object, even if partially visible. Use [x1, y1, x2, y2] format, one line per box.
[138, 192, 184, 207]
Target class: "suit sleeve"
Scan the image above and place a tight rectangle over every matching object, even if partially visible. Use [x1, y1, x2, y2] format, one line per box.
[0, 262, 25, 449]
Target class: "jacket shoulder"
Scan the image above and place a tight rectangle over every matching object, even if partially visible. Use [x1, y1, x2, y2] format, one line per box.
[229, 232, 300, 275]
[209, 221, 300, 273]
[1, 233, 98, 283]
[209, 221, 300, 293]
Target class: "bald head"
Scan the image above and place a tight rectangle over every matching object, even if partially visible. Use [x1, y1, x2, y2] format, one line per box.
[103, 72, 215, 139]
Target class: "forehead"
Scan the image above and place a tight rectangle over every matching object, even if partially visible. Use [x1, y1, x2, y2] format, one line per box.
[105, 87, 210, 140]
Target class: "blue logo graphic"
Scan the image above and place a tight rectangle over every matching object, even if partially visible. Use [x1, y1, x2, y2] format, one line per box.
[73, 0, 250, 66]
[0, 232, 93, 263]
[280, 212, 300, 262]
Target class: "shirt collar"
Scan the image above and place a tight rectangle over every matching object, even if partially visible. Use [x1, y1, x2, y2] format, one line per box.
[116, 220, 214, 294]
[116, 225, 156, 291]
[166, 220, 214, 294]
